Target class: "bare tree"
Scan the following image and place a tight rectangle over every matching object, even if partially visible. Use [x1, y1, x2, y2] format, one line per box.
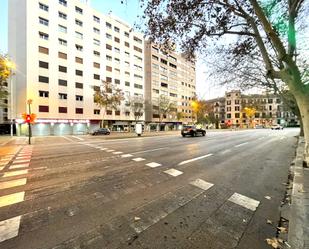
[93, 80, 124, 128]
[142, 0, 309, 164]
[128, 95, 145, 125]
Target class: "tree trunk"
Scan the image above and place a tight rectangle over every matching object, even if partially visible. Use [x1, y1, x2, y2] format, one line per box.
[295, 93, 309, 165]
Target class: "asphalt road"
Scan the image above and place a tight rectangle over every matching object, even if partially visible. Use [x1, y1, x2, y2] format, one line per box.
[0, 128, 299, 249]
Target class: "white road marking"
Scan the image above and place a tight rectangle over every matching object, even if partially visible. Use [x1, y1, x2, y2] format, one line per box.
[131, 147, 168, 155]
[234, 142, 249, 148]
[164, 168, 183, 177]
[0, 215, 21, 242]
[13, 160, 30, 164]
[190, 179, 214, 191]
[3, 169, 28, 178]
[113, 151, 123, 154]
[100, 148, 108, 150]
[121, 154, 133, 158]
[61, 136, 75, 142]
[132, 157, 145, 162]
[228, 192, 260, 211]
[16, 156, 30, 160]
[72, 136, 84, 141]
[146, 162, 162, 168]
[106, 149, 115, 152]
[220, 149, 232, 155]
[10, 163, 29, 169]
[0, 192, 25, 208]
[0, 178, 27, 190]
[178, 154, 213, 166]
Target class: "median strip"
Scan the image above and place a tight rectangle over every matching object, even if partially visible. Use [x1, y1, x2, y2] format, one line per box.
[178, 154, 213, 166]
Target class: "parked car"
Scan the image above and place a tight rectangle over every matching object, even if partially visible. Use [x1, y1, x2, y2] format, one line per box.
[181, 125, 206, 137]
[271, 124, 284, 130]
[91, 128, 111, 135]
[255, 125, 264, 129]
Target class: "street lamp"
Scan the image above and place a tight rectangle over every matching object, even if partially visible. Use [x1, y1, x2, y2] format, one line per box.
[4, 59, 16, 137]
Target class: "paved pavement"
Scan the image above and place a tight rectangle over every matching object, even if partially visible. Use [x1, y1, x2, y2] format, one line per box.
[0, 128, 299, 248]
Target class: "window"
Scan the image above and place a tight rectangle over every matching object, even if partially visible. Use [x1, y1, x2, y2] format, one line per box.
[227, 113, 231, 118]
[39, 32, 48, 40]
[39, 61, 48, 69]
[39, 46, 49, 54]
[114, 37, 120, 43]
[114, 79, 120, 84]
[106, 55, 112, 61]
[39, 90, 49, 97]
[134, 84, 143, 89]
[106, 66, 112, 72]
[115, 68, 120, 74]
[115, 110, 120, 116]
[160, 58, 167, 64]
[152, 55, 158, 61]
[39, 76, 49, 83]
[75, 6, 83, 14]
[106, 33, 112, 39]
[134, 65, 143, 71]
[59, 0, 67, 6]
[235, 106, 240, 111]
[124, 31, 129, 38]
[75, 57, 83, 64]
[59, 66, 67, 73]
[59, 107, 67, 113]
[59, 93, 67, 99]
[114, 26, 120, 32]
[133, 36, 142, 44]
[125, 61, 130, 67]
[106, 77, 112, 83]
[94, 109, 100, 114]
[59, 38, 67, 46]
[227, 107, 231, 111]
[59, 12, 67, 19]
[235, 100, 240, 104]
[106, 110, 112, 115]
[134, 46, 142, 53]
[59, 79, 67, 86]
[125, 81, 130, 86]
[160, 75, 168, 81]
[39, 105, 49, 112]
[169, 63, 177, 69]
[106, 44, 112, 50]
[114, 47, 120, 53]
[76, 70, 83, 76]
[93, 62, 100, 68]
[39, 2, 48, 11]
[76, 44, 83, 51]
[76, 95, 83, 101]
[268, 99, 273, 104]
[269, 105, 272, 111]
[226, 100, 231, 105]
[75, 32, 83, 39]
[134, 55, 142, 62]
[39, 17, 48, 26]
[58, 25, 67, 33]
[106, 22, 112, 29]
[235, 113, 240, 118]
[93, 16, 100, 23]
[94, 74, 100, 80]
[94, 51, 100, 57]
[125, 41, 129, 47]
[58, 52, 67, 59]
[94, 28, 100, 34]
[115, 58, 120, 64]
[76, 108, 83, 114]
[125, 71, 130, 76]
[93, 39, 100, 45]
[161, 82, 168, 88]
[75, 82, 83, 89]
[75, 19, 83, 27]
[125, 52, 130, 57]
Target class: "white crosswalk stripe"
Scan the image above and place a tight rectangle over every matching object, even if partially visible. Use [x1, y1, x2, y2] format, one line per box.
[228, 193, 260, 211]
[164, 168, 183, 177]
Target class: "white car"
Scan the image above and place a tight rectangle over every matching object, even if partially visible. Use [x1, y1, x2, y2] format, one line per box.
[271, 124, 284, 130]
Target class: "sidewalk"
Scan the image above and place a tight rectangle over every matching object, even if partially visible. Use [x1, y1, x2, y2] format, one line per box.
[285, 137, 309, 248]
[0, 136, 14, 146]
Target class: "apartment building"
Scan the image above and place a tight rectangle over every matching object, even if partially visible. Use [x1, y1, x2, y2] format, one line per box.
[206, 90, 299, 128]
[144, 41, 196, 130]
[8, 0, 145, 135]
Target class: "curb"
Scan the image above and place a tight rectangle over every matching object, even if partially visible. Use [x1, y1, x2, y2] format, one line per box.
[287, 137, 309, 249]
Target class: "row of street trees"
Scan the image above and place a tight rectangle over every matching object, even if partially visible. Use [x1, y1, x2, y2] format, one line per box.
[141, 0, 309, 164]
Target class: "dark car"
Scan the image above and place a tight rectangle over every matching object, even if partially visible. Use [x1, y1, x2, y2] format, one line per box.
[91, 128, 111, 135]
[181, 125, 206, 137]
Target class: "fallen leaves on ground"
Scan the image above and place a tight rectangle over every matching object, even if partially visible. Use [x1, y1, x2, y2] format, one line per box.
[266, 219, 273, 225]
[265, 237, 283, 248]
[265, 196, 272, 200]
[277, 226, 288, 233]
[134, 216, 141, 222]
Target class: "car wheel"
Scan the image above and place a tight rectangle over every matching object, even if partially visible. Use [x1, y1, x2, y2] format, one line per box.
[182, 134, 185, 137]
[202, 132, 206, 136]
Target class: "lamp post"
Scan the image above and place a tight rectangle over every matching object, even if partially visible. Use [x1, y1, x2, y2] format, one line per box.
[4, 59, 16, 136]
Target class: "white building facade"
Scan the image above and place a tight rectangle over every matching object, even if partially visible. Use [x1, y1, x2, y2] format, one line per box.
[8, 0, 145, 135]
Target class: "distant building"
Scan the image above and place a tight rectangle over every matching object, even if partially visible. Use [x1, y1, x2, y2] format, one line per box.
[144, 41, 196, 130]
[205, 90, 299, 128]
